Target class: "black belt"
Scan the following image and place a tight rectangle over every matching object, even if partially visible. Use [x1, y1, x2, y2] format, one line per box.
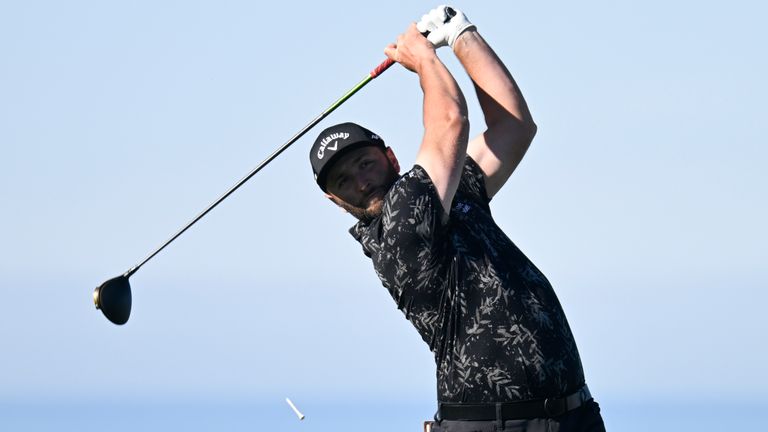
[438, 385, 592, 421]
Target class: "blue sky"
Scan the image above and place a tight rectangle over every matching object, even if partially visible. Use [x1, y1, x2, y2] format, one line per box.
[1, 0, 766, 422]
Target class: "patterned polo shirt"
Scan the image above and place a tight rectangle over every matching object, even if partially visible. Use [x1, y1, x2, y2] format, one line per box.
[350, 156, 585, 403]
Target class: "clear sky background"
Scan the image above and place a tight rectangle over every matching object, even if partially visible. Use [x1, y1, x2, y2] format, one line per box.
[1, 0, 766, 428]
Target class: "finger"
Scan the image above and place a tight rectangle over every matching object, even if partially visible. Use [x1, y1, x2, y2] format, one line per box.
[416, 14, 431, 33]
[431, 6, 447, 24]
[384, 44, 398, 61]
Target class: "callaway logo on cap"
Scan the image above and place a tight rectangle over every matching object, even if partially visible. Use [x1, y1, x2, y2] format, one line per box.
[309, 122, 385, 191]
[316, 132, 350, 160]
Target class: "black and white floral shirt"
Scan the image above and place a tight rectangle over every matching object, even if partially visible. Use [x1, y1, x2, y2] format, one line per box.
[350, 157, 585, 403]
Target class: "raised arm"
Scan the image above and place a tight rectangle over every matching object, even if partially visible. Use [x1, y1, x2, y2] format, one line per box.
[418, 6, 536, 199]
[385, 24, 470, 214]
[456, 28, 537, 199]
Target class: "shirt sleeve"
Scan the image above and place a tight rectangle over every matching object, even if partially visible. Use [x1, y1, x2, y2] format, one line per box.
[373, 165, 448, 316]
[456, 155, 492, 213]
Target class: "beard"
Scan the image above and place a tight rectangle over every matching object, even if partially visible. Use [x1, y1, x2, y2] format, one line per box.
[335, 193, 386, 222]
[332, 163, 400, 223]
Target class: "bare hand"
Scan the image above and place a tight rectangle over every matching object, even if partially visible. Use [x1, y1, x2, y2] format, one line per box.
[383, 23, 437, 73]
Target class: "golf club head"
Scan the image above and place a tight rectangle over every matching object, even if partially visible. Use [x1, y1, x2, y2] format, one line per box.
[93, 275, 132, 325]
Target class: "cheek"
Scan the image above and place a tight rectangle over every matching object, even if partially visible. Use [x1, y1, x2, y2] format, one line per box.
[376, 164, 397, 185]
[371, 164, 390, 182]
[333, 190, 362, 207]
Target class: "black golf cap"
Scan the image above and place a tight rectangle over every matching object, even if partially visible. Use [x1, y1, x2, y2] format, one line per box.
[310, 122, 385, 192]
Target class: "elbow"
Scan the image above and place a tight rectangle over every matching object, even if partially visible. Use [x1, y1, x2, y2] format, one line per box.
[488, 113, 537, 146]
[515, 116, 538, 147]
[515, 121, 536, 153]
[512, 113, 537, 143]
[525, 120, 537, 144]
[445, 105, 470, 139]
[495, 117, 536, 149]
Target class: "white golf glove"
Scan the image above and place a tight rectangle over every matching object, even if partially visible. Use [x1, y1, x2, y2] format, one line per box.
[416, 5, 475, 49]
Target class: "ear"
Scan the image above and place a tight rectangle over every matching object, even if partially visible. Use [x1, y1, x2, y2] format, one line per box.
[384, 147, 400, 173]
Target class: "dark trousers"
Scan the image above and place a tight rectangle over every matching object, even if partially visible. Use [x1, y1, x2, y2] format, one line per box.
[430, 400, 606, 432]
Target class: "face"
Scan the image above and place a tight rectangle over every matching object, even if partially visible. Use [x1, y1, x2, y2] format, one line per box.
[324, 146, 400, 221]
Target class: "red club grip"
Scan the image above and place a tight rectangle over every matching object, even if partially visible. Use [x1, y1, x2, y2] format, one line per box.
[370, 58, 395, 78]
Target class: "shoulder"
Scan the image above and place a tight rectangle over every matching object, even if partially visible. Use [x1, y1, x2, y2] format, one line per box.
[382, 165, 446, 231]
[387, 158, 490, 220]
[393, 165, 438, 197]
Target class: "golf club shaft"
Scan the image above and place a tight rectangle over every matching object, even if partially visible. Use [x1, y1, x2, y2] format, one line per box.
[124, 58, 396, 278]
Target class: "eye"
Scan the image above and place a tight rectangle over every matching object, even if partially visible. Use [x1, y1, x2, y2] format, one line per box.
[360, 159, 372, 169]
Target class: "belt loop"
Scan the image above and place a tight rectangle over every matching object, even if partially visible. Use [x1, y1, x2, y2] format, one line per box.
[495, 402, 503, 430]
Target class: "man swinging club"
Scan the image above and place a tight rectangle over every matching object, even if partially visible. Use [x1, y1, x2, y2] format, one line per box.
[309, 6, 606, 432]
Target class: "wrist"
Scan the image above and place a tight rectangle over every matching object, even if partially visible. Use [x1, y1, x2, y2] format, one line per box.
[451, 27, 478, 53]
[450, 24, 478, 52]
[414, 51, 440, 75]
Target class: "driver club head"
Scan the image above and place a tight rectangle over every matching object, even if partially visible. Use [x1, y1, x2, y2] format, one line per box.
[93, 275, 132, 325]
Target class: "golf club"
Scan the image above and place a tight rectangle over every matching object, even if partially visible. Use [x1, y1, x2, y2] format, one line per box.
[93, 8, 456, 325]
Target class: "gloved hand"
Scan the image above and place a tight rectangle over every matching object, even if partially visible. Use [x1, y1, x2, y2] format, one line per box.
[416, 5, 475, 49]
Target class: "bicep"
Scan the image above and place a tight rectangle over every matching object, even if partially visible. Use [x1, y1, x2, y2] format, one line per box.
[414, 116, 470, 214]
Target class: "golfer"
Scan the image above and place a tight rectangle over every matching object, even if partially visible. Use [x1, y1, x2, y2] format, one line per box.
[310, 6, 605, 432]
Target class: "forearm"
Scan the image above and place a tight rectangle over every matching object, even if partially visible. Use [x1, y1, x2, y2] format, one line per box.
[385, 23, 469, 211]
[453, 28, 536, 198]
[418, 56, 469, 163]
[453, 30, 536, 135]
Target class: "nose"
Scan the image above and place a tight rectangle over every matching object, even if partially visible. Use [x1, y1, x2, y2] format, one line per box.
[356, 176, 370, 193]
